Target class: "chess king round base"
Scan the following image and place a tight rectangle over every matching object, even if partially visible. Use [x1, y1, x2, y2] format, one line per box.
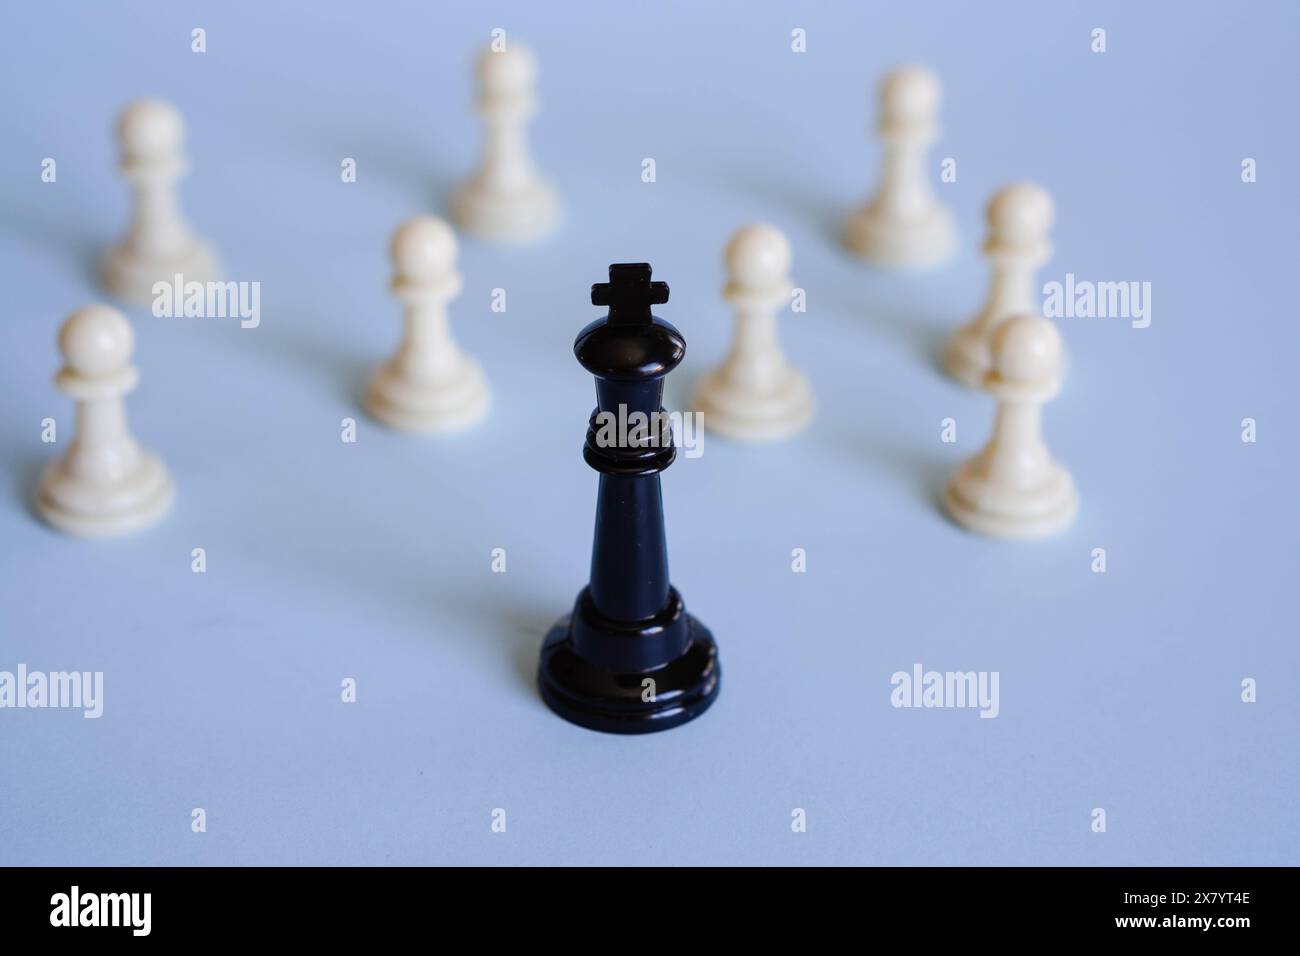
[539, 603, 720, 734]
[538, 263, 721, 735]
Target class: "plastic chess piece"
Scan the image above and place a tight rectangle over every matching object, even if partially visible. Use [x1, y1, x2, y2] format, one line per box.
[944, 183, 1054, 387]
[365, 216, 490, 433]
[693, 224, 814, 441]
[538, 264, 720, 733]
[450, 42, 559, 242]
[101, 99, 218, 303]
[943, 313, 1077, 539]
[36, 305, 174, 538]
[842, 65, 955, 268]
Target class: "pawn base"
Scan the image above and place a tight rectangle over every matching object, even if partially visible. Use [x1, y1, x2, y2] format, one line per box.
[943, 460, 1078, 540]
[36, 452, 174, 539]
[364, 360, 490, 434]
[694, 367, 814, 442]
[842, 204, 954, 269]
[538, 614, 720, 734]
[451, 178, 558, 242]
[101, 241, 219, 305]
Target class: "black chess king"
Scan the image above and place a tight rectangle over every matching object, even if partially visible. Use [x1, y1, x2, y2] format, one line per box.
[538, 263, 721, 733]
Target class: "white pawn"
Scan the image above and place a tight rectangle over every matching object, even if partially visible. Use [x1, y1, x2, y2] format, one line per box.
[101, 99, 218, 303]
[693, 224, 814, 442]
[943, 314, 1077, 540]
[843, 66, 955, 268]
[365, 217, 490, 433]
[944, 183, 1054, 388]
[37, 306, 174, 538]
[450, 42, 558, 242]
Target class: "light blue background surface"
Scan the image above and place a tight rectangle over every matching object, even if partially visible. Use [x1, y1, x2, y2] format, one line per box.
[1, 0, 1296, 866]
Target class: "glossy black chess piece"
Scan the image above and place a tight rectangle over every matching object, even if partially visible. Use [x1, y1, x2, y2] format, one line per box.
[538, 263, 721, 734]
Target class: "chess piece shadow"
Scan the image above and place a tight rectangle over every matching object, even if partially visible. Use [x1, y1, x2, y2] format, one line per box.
[11, 457, 49, 526]
[820, 287, 951, 374]
[872, 438, 951, 510]
[235, 501, 473, 642]
[420, 581, 558, 685]
[0, 202, 103, 291]
[873, 303, 949, 374]
[236, 111, 457, 210]
[720, 170, 843, 252]
[228, 319, 372, 409]
[508, 603, 563, 696]
[817, 417, 951, 510]
[428, 589, 558, 696]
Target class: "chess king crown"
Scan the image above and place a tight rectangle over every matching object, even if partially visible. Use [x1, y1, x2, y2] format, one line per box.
[577, 263, 683, 474]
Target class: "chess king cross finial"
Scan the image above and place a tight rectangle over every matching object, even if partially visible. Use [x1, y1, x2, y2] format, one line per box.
[590, 263, 669, 324]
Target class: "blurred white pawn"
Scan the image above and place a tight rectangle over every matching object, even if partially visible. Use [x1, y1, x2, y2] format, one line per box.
[451, 42, 558, 242]
[943, 314, 1077, 540]
[843, 66, 954, 269]
[365, 217, 490, 433]
[693, 224, 813, 441]
[944, 183, 1054, 387]
[37, 306, 174, 538]
[101, 98, 218, 303]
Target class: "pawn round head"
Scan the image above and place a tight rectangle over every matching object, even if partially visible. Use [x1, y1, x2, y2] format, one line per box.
[991, 314, 1062, 386]
[59, 305, 134, 377]
[880, 66, 941, 123]
[725, 223, 791, 288]
[116, 98, 184, 160]
[477, 42, 537, 96]
[987, 183, 1054, 244]
[390, 216, 457, 281]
